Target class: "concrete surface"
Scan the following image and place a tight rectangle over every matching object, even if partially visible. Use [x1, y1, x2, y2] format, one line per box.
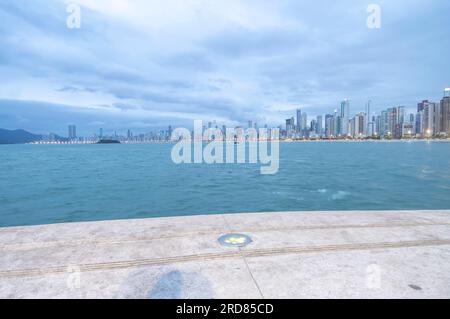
[1, 210, 450, 299]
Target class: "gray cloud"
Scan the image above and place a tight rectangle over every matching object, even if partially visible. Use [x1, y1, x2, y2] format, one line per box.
[0, 0, 449, 135]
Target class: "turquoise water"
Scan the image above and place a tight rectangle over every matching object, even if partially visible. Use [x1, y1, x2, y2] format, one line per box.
[0, 142, 449, 227]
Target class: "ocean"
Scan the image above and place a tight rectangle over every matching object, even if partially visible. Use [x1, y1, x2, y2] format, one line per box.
[0, 141, 449, 227]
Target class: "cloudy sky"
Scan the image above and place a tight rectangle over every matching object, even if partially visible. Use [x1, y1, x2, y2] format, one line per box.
[0, 0, 449, 135]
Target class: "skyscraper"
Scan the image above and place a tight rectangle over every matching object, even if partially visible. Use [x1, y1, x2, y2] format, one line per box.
[301, 112, 307, 135]
[296, 109, 302, 133]
[335, 114, 342, 136]
[285, 118, 295, 137]
[340, 99, 350, 135]
[365, 100, 374, 136]
[325, 114, 333, 137]
[387, 108, 397, 138]
[395, 106, 406, 138]
[379, 111, 388, 137]
[440, 89, 450, 135]
[168, 125, 173, 140]
[68, 125, 76, 140]
[422, 102, 440, 137]
[316, 115, 323, 135]
[354, 113, 365, 137]
[397, 106, 405, 125]
[310, 119, 317, 133]
[349, 117, 356, 137]
[375, 115, 382, 136]
[415, 112, 422, 135]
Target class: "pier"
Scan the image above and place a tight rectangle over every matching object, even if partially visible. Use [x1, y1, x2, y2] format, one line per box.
[1, 210, 449, 298]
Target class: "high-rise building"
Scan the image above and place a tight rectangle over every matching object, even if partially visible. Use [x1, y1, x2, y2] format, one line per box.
[301, 112, 307, 135]
[285, 118, 295, 137]
[379, 111, 389, 137]
[397, 106, 405, 125]
[395, 106, 406, 138]
[364, 100, 372, 136]
[325, 114, 333, 137]
[349, 117, 356, 137]
[385, 108, 398, 138]
[367, 122, 375, 137]
[68, 125, 77, 140]
[340, 99, 350, 136]
[316, 115, 323, 135]
[422, 102, 440, 137]
[440, 89, 450, 135]
[416, 101, 432, 136]
[296, 109, 302, 133]
[354, 113, 365, 137]
[375, 115, 382, 136]
[415, 112, 422, 135]
[310, 120, 317, 133]
[335, 115, 342, 137]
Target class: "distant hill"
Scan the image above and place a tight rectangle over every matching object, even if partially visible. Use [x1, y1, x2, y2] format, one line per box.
[0, 128, 43, 144]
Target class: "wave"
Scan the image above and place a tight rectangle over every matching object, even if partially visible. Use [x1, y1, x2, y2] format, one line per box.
[331, 191, 351, 200]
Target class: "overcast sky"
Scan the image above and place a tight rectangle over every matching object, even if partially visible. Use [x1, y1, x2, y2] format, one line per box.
[0, 0, 449, 135]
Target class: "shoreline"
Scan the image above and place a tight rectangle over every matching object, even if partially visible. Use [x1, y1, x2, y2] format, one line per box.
[1, 138, 447, 145]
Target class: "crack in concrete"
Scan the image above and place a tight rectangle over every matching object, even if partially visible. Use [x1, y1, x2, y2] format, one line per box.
[2, 221, 449, 252]
[1, 238, 450, 279]
[221, 215, 265, 299]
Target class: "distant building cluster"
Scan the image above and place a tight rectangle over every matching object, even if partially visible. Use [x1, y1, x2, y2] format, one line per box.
[91, 127, 174, 143]
[37, 126, 174, 144]
[280, 88, 450, 140]
[37, 88, 450, 144]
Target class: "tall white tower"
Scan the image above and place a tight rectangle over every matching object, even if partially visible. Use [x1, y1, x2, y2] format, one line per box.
[340, 99, 350, 136]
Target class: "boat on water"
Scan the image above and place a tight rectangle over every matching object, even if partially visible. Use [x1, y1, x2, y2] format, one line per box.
[97, 139, 121, 144]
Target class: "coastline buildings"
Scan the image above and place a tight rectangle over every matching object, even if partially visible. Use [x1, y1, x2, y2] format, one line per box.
[56, 88, 450, 143]
[275, 88, 450, 140]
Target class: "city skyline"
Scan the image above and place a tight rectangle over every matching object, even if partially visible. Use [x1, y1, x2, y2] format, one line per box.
[1, 1, 449, 135]
[19, 87, 449, 142]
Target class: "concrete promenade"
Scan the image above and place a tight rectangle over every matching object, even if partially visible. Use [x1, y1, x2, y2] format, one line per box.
[1, 210, 450, 299]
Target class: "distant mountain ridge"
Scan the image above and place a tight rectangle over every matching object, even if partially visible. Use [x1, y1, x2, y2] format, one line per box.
[0, 128, 43, 144]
